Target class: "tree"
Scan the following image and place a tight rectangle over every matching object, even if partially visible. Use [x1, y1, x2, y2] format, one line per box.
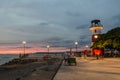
[113, 37, 120, 50]
[91, 27, 120, 51]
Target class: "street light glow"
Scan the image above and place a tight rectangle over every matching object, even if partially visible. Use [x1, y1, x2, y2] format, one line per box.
[85, 45, 89, 48]
[75, 41, 78, 45]
[22, 41, 26, 44]
[47, 45, 50, 48]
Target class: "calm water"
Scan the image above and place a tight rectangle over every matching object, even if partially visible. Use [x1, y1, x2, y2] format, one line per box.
[0, 54, 19, 65]
[0, 53, 63, 65]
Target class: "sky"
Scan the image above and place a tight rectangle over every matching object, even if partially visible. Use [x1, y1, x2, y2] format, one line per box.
[0, 0, 120, 54]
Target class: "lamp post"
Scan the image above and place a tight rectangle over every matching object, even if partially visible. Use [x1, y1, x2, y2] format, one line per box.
[22, 41, 26, 57]
[85, 45, 89, 58]
[75, 41, 78, 56]
[47, 45, 50, 54]
[46, 45, 50, 71]
[85, 45, 89, 48]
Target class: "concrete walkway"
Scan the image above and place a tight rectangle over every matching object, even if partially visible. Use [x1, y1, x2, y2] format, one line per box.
[54, 57, 120, 80]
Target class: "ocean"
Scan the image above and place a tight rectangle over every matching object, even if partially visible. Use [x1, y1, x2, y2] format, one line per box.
[0, 53, 64, 65]
[0, 54, 19, 65]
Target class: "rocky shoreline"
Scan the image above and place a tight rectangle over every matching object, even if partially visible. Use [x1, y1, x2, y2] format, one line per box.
[0, 57, 63, 80]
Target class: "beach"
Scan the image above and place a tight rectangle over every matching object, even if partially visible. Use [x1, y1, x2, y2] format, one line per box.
[0, 57, 62, 80]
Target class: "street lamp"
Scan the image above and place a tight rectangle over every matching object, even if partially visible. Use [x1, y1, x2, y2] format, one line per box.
[85, 45, 89, 48]
[85, 45, 89, 57]
[75, 41, 78, 55]
[47, 45, 50, 53]
[22, 41, 26, 57]
[46, 45, 50, 70]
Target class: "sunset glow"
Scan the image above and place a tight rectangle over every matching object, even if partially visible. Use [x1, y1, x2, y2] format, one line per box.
[0, 43, 65, 54]
[0, 43, 90, 54]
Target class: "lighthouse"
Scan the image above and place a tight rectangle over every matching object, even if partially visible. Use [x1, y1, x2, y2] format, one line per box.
[89, 19, 103, 58]
[89, 19, 103, 43]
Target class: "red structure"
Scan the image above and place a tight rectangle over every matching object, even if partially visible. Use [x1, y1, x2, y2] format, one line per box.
[93, 49, 102, 55]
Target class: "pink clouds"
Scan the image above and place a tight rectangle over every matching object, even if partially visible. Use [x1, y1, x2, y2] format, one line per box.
[0, 43, 66, 54]
[0, 42, 90, 54]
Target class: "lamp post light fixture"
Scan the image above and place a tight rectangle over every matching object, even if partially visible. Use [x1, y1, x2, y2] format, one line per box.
[75, 41, 78, 55]
[22, 41, 26, 57]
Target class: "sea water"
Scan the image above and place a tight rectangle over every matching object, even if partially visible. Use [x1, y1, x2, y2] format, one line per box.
[0, 53, 63, 65]
[0, 54, 19, 65]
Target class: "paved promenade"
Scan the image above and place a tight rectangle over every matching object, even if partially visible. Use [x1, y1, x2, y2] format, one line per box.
[54, 57, 120, 80]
